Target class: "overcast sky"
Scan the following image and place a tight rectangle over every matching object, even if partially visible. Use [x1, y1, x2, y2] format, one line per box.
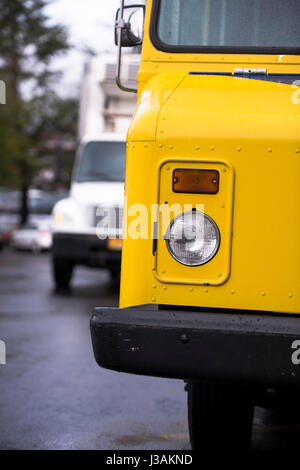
[45, 0, 122, 96]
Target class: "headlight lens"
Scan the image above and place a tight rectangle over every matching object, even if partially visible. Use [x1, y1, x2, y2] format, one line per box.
[166, 211, 220, 266]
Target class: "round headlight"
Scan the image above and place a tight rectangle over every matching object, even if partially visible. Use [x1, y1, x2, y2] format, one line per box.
[166, 211, 220, 266]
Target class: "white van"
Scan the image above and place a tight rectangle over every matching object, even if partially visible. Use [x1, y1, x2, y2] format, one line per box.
[51, 133, 125, 288]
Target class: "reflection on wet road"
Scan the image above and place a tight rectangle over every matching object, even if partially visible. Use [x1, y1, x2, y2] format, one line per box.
[0, 250, 188, 450]
[0, 250, 300, 450]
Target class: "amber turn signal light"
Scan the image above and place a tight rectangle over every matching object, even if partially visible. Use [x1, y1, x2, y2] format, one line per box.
[172, 169, 219, 194]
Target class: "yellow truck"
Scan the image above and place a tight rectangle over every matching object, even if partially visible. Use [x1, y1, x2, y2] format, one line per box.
[91, 0, 300, 449]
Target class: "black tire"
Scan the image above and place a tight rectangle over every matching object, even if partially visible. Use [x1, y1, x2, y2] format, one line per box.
[187, 381, 254, 450]
[52, 256, 74, 289]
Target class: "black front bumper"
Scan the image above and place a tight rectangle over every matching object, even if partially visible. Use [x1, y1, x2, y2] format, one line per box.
[90, 307, 300, 388]
[52, 233, 121, 267]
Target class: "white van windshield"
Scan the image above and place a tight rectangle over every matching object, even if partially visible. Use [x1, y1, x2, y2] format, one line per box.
[77, 141, 126, 183]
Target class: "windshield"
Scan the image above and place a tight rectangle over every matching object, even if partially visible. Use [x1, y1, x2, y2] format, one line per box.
[77, 141, 126, 183]
[157, 0, 300, 52]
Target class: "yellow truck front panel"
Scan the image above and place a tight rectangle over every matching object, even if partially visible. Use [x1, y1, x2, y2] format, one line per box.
[91, 1, 300, 450]
[120, 0, 300, 314]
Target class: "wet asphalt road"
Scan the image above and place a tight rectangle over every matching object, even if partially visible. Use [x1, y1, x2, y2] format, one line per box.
[0, 249, 188, 450]
[0, 249, 300, 450]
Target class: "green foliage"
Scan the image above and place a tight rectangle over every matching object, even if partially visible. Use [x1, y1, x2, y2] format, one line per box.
[29, 92, 78, 139]
[29, 92, 78, 188]
[0, 0, 70, 191]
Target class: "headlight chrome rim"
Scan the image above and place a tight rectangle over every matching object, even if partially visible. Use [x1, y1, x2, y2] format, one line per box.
[165, 211, 220, 267]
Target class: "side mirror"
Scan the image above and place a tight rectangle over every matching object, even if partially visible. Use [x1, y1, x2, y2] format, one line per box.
[115, 5, 145, 47]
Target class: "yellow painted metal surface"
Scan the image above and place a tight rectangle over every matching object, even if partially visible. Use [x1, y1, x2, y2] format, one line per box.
[120, 0, 300, 314]
[155, 159, 234, 286]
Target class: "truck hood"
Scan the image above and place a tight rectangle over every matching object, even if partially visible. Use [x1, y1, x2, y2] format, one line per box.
[70, 182, 124, 206]
[128, 71, 300, 142]
[156, 73, 300, 143]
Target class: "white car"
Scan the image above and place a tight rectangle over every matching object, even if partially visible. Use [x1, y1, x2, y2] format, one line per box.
[11, 219, 52, 253]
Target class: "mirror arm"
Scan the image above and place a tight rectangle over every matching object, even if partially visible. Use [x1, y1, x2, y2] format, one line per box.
[116, 0, 137, 94]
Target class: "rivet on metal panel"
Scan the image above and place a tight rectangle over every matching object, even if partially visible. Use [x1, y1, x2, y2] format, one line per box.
[165, 166, 170, 171]
[169, 145, 174, 150]
[237, 147, 242, 152]
[189, 288, 194, 292]
[163, 286, 167, 291]
[158, 144, 163, 148]
[204, 288, 208, 293]
[210, 146, 215, 151]
[268, 148, 272, 153]
[222, 168, 227, 173]
[144, 144, 148, 148]
[195, 146, 199, 150]
[231, 290, 235, 295]
[152, 298, 156, 302]
[262, 292, 266, 296]
[152, 285, 156, 289]
[296, 149, 299, 154]
[289, 294, 294, 298]
[221, 203, 225, 208]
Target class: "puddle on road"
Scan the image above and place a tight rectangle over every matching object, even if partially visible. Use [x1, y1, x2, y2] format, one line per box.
[114, 431, 189, 447]
[74, 419, 190, 450]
